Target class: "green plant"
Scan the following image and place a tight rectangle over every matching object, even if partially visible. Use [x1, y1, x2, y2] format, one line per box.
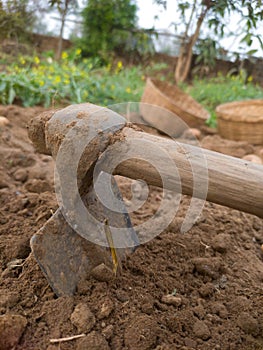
[185, 72, 263, 127]
[0, 0, 41, 42]
[3, 50, 262, 132]
[0, 50, 146, 107]
[79, 0, 153, 62]
[80, 0, 137, 58]
[194, 37, 218, 68]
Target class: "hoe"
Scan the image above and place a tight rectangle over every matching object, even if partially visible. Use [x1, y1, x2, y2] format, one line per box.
[28, 103, 263, 296]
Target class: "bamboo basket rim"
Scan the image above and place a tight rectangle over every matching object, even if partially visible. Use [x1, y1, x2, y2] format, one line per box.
[145, 77, 210, 121]
[216, 99, 263, 123]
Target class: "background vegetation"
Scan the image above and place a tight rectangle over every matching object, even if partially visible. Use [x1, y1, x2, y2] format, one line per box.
[0, 49, 145, 107]
[0, 0, 36, 41]
[0, 0, 263, 127]
[185, 72, 263, 127]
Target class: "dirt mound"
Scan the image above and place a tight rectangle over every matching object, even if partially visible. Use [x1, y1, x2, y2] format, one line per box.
[0, 105, 263, 350]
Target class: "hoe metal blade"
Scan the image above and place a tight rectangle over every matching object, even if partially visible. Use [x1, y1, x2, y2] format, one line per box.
[30, 174, 138, 296]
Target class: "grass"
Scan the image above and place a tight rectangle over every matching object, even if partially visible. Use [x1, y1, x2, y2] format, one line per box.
[1, 50, 263, 128]
[184, 72, 263, 127]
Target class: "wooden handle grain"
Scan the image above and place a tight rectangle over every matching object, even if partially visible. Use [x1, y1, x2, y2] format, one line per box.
[100, 127, 263, 218]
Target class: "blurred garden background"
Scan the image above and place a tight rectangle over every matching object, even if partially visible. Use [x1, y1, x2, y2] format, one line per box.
[0, 0, 263, 127]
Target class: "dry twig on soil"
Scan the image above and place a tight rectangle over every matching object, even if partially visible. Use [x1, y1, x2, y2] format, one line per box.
[50, 334, 86, 343]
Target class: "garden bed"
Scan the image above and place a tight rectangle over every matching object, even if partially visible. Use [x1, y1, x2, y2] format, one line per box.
[0, 105, 263, 350]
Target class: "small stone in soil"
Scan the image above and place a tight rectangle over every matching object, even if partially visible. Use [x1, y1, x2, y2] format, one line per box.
[210, 302, 228, 319]
[115, 290, 129, 302]
[193, 320, 211, 340]
[211, 233, 230, 253]
[0, 314, 27, 350]
[193, 305, 206, 320]
[237, 312, 259, 336]
[184, 337, 197, 348]
[102, 324, 114, 340]
[0, 291, 20, 309]
[183, 128, 201, 140]
[192, 257, 222, 279]
[242, 154, 262, 164]
[154, 300, 169, 311]
[124, 315, 159, 350]
[97, 297, 114, 320]
[91, 263, 115, 282]
[77, 279, 91, 295]
[77, 331, 110, 350]
[199, 283, 215, 298]
[141, 302, 154, 315]
[0, 179, 9, 189]
[70, 303, 96, 333]
[161, 294, 182, 307]
[10, 236, 31, 259]
[0, 116, 10, 127]
[13, 169, 28, 183]
[25, 179, 51, 193]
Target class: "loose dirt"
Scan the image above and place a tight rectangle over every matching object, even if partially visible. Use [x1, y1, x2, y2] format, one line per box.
[0, 105, 262, 350]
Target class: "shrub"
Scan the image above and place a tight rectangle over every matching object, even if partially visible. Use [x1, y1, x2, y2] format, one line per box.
[0, 49, 145, 107]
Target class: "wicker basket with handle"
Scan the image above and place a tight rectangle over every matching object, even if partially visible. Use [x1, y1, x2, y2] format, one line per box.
[216, 100, 263, 145]
[140, 78, 209, 135]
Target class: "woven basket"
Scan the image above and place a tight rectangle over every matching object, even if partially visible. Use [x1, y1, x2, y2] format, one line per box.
[140, 78, 209, 135]
[216, 100, 263, 145]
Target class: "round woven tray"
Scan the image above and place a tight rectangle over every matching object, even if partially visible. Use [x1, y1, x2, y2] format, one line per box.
[140, 78, 209, 133]
[216, 100, 263, 145]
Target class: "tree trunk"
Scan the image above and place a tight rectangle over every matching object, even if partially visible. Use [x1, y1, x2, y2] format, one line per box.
[55, 1, 69, 60]
[175, 6, 209, 84]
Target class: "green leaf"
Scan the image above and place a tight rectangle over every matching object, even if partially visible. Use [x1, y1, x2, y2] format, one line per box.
[0, 80, 7, 92]
[48, 0, 61, 7]
[241, 33, 252, 46]
[75, 87, 82, 103]
[256, 34, 263, 49]
[247, 49, 258, 55]
[8, 86, 16, 104]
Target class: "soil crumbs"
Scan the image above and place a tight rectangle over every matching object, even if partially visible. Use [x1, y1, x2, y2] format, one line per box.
[0, 104, 263, 350]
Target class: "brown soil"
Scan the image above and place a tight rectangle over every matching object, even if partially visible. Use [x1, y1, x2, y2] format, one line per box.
[0, 105, 263, 350]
